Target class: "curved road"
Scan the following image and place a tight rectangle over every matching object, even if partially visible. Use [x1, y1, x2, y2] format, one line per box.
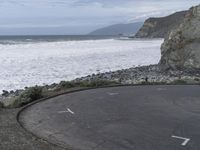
[19, 85, 200, 150]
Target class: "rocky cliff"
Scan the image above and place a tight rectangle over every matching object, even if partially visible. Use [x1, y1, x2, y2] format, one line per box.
[160, 5, 200, 70]
[135, 11, 187, 38]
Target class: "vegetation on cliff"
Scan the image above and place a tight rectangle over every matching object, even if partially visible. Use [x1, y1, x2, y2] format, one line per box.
[135, 11, 187, 38]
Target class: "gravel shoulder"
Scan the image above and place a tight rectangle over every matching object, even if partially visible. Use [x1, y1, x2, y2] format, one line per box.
[0, 108, 65, 150]
[74, 65, 200, 84]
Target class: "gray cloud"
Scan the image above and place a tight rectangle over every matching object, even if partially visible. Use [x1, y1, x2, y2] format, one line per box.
[0, 0, 199, 35]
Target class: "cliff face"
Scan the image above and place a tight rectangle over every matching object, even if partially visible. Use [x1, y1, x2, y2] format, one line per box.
[135, 11, 187, 38]
[160, 5, 200, 70]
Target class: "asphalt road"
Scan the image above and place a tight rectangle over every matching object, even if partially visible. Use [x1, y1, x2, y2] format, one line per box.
[19, 85, 200, 150]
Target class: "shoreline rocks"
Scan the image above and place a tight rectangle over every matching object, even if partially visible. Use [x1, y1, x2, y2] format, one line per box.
[74, 65, 200, 84]
[1, 64, 200, 108]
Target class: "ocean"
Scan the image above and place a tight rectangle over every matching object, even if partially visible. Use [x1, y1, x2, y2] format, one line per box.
[0, 35, 163, 92]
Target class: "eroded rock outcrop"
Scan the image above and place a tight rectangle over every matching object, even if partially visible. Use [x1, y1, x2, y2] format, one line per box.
[135, 11, 187, 38]
[160, 5, 200, 70]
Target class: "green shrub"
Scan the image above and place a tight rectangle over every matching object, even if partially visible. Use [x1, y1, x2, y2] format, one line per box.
[0, 101, 3, 108]
[59, 81, 76, 89]
[12, 86, 43, 108]
[56, 80, 119, 90]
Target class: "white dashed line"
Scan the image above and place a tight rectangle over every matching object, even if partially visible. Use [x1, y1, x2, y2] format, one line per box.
[172, 135, 190, 146]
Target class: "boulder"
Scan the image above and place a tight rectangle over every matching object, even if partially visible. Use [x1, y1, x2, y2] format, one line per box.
[160, 5, 200, 70]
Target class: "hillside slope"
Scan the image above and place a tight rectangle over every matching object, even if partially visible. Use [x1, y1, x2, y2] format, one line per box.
[135, 11, 187, 38]
[89, 22, 143, 36]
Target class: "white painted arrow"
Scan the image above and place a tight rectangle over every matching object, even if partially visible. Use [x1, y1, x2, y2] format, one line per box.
[172, 135, 190, 146]
[58, 108, 75, 115]
[67, 108, 75, 114]
[58, 110, 68, 114]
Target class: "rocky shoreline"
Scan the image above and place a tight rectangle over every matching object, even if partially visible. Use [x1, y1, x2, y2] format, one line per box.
[74, 64, 200, 84]
[1, 64, 200, 109]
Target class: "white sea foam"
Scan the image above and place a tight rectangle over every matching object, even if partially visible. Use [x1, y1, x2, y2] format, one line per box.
[0, 39, 163, 92]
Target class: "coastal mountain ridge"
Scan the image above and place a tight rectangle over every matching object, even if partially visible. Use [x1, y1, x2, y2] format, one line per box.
[89, 22, 143, 36]
[135, 11, 187, 38]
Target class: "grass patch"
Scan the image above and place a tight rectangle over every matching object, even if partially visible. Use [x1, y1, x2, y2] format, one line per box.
[78, 80, 119, 87]
[58, 81, 77, 89]
[171, 79, 187, 85]
[140, 81, 167, 85]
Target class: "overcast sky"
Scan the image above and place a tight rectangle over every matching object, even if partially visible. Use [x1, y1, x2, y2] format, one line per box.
[0, 0, 199, 35]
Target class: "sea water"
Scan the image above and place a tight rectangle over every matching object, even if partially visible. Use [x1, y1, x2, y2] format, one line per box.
[0, 35, 163, 92]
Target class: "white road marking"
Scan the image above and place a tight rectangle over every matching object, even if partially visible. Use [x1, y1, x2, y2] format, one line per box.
[108, 92, 119, 96]
[58, 108, 75, 115]
[58, 111, 68, 114]
[157, 88, 167, 91]
[172, 135, 190, 146]
[67, 108, 75, 114]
